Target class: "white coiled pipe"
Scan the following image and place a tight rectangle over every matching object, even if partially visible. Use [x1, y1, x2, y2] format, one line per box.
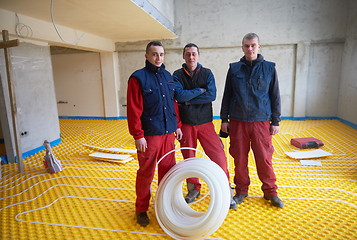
[155, 148, 230, 240]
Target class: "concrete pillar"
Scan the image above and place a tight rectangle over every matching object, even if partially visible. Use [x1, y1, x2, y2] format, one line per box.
[100, 52, 120, 118]
[293, 41, 311, 118]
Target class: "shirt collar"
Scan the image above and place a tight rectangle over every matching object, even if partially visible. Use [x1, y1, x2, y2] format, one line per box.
[145, 60, 165, 73]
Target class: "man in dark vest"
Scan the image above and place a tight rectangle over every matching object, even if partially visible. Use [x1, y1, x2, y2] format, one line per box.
[127, 41, 183, 227]
[173, 43, 236, 209]
[220, 33, 284, 208]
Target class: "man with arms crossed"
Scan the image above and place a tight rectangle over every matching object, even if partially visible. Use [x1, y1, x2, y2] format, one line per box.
[173, 43, 236, 209]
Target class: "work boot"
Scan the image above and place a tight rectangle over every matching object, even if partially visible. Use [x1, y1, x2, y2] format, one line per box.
[230, 187, 237, 209]
[264, 196, 284, 208]
[185, 182, 200, 203]
[136, 212, 149, 227]
[233, 193, 248, 204]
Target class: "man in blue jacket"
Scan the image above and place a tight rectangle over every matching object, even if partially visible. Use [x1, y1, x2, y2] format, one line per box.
[173, 43, 236, 209]
[127, 41, 183, 227]
[220, 33, 284, 208]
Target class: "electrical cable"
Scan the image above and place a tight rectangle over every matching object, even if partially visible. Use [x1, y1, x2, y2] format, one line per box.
[154, 148, 231, 239]
[50, 0, 85, 45]
[15, 13, 33, 38]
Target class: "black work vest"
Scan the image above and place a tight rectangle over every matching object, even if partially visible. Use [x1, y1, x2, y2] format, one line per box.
[174, 67, 213, 125]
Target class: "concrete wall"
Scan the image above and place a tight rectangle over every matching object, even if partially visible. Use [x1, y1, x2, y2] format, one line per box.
[147, 0, 175, 24]
[116, 0, 356, 124]
[171, 0, 346, 47]
[338, 0, 357, 124]
[0, 42, 60, 156]
[52, 52, 104, 117]
[306, 42, 343, 117]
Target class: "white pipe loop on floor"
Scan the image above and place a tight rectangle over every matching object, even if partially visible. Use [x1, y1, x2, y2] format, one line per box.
[155, 148, 230, 240]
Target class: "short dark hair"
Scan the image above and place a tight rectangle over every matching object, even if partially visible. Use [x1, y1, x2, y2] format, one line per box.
[183, 43, 200, 54]
[242, 33, 260, 45]
[146, 41, 163, 53]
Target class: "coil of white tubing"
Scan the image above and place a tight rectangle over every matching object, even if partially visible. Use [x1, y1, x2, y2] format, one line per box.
[155, 157, 230, 240]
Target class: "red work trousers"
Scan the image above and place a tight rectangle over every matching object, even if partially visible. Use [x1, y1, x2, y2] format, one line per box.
[229, 120, 278, 197]
[135, 133, 176, 212]
[179, 122, 230, 191]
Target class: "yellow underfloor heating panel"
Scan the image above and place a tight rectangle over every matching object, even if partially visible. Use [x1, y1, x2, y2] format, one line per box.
[0, 119, 356, 239]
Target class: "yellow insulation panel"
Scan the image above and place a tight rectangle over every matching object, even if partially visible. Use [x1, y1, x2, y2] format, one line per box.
[0, 119, 356, 239]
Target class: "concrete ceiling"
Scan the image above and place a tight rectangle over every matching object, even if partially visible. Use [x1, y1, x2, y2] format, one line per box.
[0, 0, 176, 42]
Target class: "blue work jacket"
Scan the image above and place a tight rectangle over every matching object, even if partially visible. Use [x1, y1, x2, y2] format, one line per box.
[220, 54, 281, 125]
[131, 60, 177, 136]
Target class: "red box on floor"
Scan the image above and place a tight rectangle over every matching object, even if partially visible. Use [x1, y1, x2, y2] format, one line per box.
[290, 137, 324, 149]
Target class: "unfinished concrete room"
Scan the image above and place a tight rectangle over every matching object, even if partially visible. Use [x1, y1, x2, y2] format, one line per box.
[0, 0, 356, 239]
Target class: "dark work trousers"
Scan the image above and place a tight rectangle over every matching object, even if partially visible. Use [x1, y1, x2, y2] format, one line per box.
[135, 133, 176, 212]
[229, 120, 278, 197]
[179, 122, 230, 191]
